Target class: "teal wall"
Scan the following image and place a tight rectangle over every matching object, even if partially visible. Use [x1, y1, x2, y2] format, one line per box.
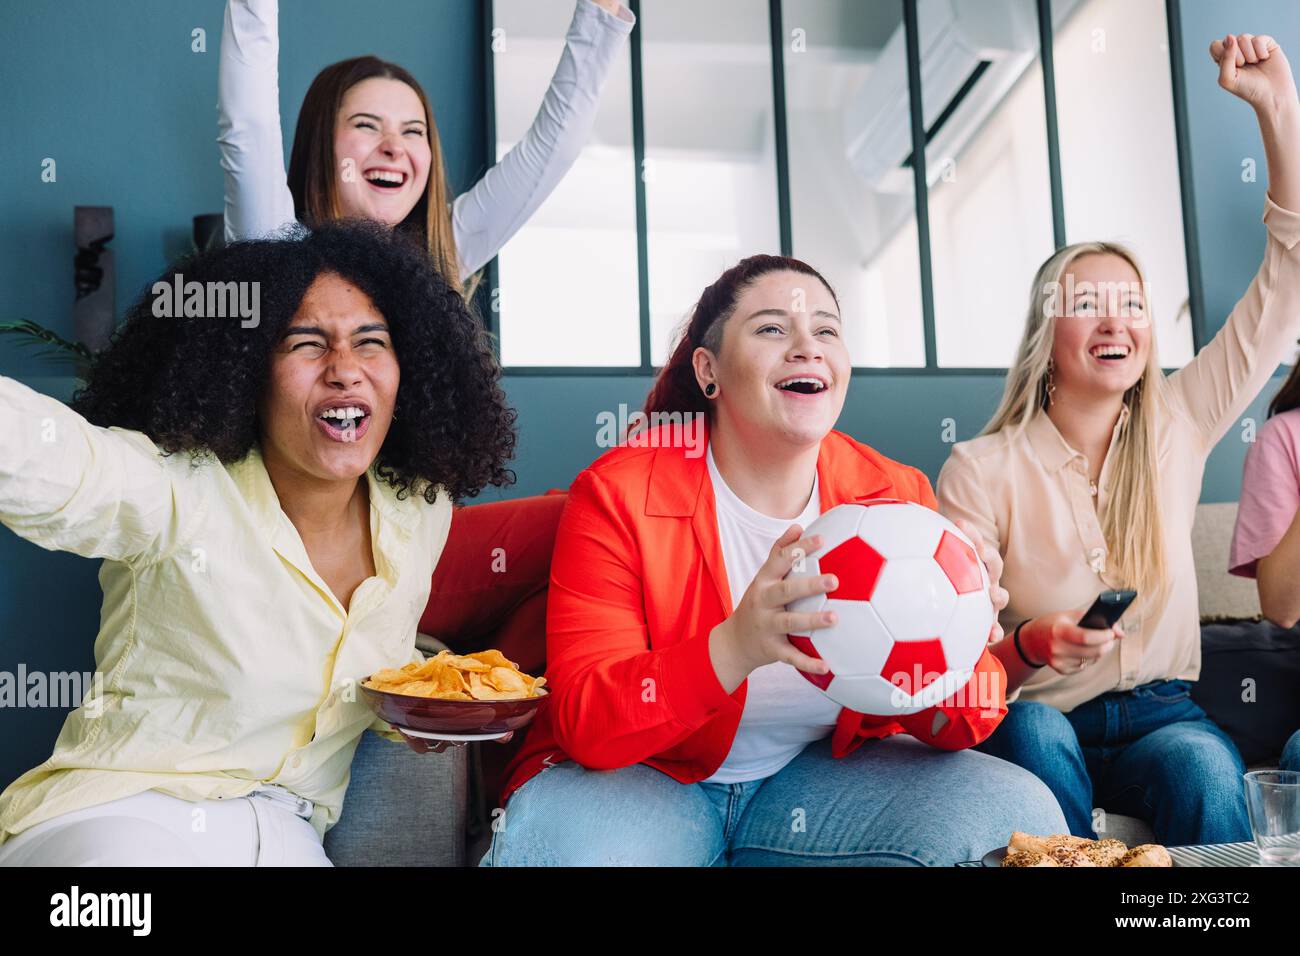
[2, 0, 1298, 790]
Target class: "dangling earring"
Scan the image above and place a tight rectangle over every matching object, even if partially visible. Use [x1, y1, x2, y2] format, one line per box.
[1126, 374, 1143, 411]
[1045, 358, 1057, 407]
[704, 383, 718, 398]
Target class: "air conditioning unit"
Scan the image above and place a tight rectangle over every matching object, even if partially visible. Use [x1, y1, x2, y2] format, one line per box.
[843, 0, 1078, 194]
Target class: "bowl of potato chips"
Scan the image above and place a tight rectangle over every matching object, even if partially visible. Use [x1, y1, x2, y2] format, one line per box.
[361, 649, 547, 741]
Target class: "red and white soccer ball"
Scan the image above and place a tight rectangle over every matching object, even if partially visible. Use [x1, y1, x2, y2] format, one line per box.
[786, 500, 994, 716]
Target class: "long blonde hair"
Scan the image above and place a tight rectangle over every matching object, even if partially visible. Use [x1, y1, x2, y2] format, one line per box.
[982, 241, 1168, 607]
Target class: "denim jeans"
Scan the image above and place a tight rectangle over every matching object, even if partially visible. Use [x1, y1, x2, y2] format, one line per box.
[974, 679, 1251, 845]
[480, 734, 1067, 866]
[1282, 729, 1300, 773]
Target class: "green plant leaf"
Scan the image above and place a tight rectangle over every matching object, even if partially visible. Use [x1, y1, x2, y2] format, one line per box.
[0, 320, 94, 364]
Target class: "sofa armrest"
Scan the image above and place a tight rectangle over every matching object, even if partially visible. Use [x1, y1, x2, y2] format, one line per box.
[325, 729, 469, 866]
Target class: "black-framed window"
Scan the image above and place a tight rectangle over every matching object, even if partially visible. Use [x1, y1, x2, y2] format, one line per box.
[485, 0, 1201, 374]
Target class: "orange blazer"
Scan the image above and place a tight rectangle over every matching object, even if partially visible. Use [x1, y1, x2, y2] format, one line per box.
[500, 424, 1007, 805]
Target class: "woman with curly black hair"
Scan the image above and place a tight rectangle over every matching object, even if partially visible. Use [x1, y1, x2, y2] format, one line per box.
[0, 220, 516, 866]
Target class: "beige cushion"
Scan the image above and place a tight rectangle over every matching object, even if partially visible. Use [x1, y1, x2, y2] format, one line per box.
[1193, 502, 1261, 621]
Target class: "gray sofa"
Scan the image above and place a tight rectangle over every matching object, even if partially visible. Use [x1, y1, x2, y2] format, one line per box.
[325, 503, 1273, 863]
[324, 730, 475, 866]
[325, 633, 491, 867]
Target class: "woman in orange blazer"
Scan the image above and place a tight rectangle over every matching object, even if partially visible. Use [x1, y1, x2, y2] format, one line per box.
[484, 256, 1068, 866]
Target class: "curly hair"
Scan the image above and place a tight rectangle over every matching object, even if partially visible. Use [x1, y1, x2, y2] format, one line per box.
[72, 220, 517, 503]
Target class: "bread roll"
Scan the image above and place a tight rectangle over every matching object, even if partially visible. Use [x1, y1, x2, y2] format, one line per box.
[1008, 831, 1088, 854]
[1046, 844, 1098, 866]
[1083, 839, 1129, 867]
[1119, 844, 1173, 868]
[1002, 850, 1060, 867]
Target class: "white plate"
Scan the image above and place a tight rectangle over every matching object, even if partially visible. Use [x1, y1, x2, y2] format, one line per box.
[396, 727, 511, 742]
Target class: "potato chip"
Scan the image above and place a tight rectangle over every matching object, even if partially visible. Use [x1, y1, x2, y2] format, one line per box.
[467, 649, 519, 670]
[366, 646, 546, 701]
[486, 666, 527, 694]
[398, 680, 439, 697]
[439, 652, 492, 673]
[468, 672, 522, 700]
[369, 667, 417, 686]
[409, 655, 449, 680]
[428, 662, 470, 696]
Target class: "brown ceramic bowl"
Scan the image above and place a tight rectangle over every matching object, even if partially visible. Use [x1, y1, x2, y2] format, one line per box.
[360, 679, 547, 737]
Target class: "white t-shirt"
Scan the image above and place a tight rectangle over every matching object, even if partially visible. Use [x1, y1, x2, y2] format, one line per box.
[702, 444, 842, 784]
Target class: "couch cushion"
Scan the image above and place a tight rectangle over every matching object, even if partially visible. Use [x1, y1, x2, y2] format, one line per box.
[325, 730, 469, 866]
[1193, 620, 1300, 764]
[1193, 502, 1262, 621]
[1097, 813, 1155, 847]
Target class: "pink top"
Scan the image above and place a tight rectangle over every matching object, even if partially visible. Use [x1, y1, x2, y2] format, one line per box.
[1229, 407, 1300, 578]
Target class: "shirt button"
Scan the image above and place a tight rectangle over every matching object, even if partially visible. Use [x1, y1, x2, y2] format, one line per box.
[291, 755, 303, 769]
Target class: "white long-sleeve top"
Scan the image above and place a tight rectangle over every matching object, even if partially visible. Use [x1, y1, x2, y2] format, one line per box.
[217, 0, 634, 282]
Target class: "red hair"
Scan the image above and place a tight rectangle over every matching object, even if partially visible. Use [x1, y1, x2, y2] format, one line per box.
[644, 254, 838, 418]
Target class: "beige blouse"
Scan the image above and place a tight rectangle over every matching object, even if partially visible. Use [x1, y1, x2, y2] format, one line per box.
[937, 196, 1300, 713]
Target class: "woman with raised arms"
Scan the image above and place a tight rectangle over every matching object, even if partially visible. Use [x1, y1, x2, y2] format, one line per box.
[938, 32, 1300, 845]
[0, 223, 515, 864]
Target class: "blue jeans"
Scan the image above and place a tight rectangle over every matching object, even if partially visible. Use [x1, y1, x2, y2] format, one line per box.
[1282, 729, 1300, 772]
[480, 734, 1067, 866]
[974, 679, 1251, 845]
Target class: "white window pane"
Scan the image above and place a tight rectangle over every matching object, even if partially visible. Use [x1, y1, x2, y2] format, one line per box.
[1053, 0, 1194, 367]
[782, 0, 926, 368]
[924, 0, 1056, 368]
[492, 0, 639, 367]
[640, 0, 781, 367]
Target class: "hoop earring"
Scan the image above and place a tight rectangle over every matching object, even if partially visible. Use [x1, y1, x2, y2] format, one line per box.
[704, 383, 718, 398]
[1045, 359, 1057, 407]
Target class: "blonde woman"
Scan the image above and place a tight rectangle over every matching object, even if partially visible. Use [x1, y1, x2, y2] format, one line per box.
[937, 32, 1300, 845]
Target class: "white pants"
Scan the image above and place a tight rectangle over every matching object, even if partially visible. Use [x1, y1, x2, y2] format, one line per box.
[0, 788, 332, 867]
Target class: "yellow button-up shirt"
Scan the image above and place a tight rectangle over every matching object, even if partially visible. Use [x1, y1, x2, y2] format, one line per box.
[938, 196, 1300, 713]
[0, 376, 451, 844]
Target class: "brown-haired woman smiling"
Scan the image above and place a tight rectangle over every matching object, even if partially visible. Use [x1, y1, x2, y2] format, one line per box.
[219, 0, 633, 290]
[217, 0, 633, 727]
